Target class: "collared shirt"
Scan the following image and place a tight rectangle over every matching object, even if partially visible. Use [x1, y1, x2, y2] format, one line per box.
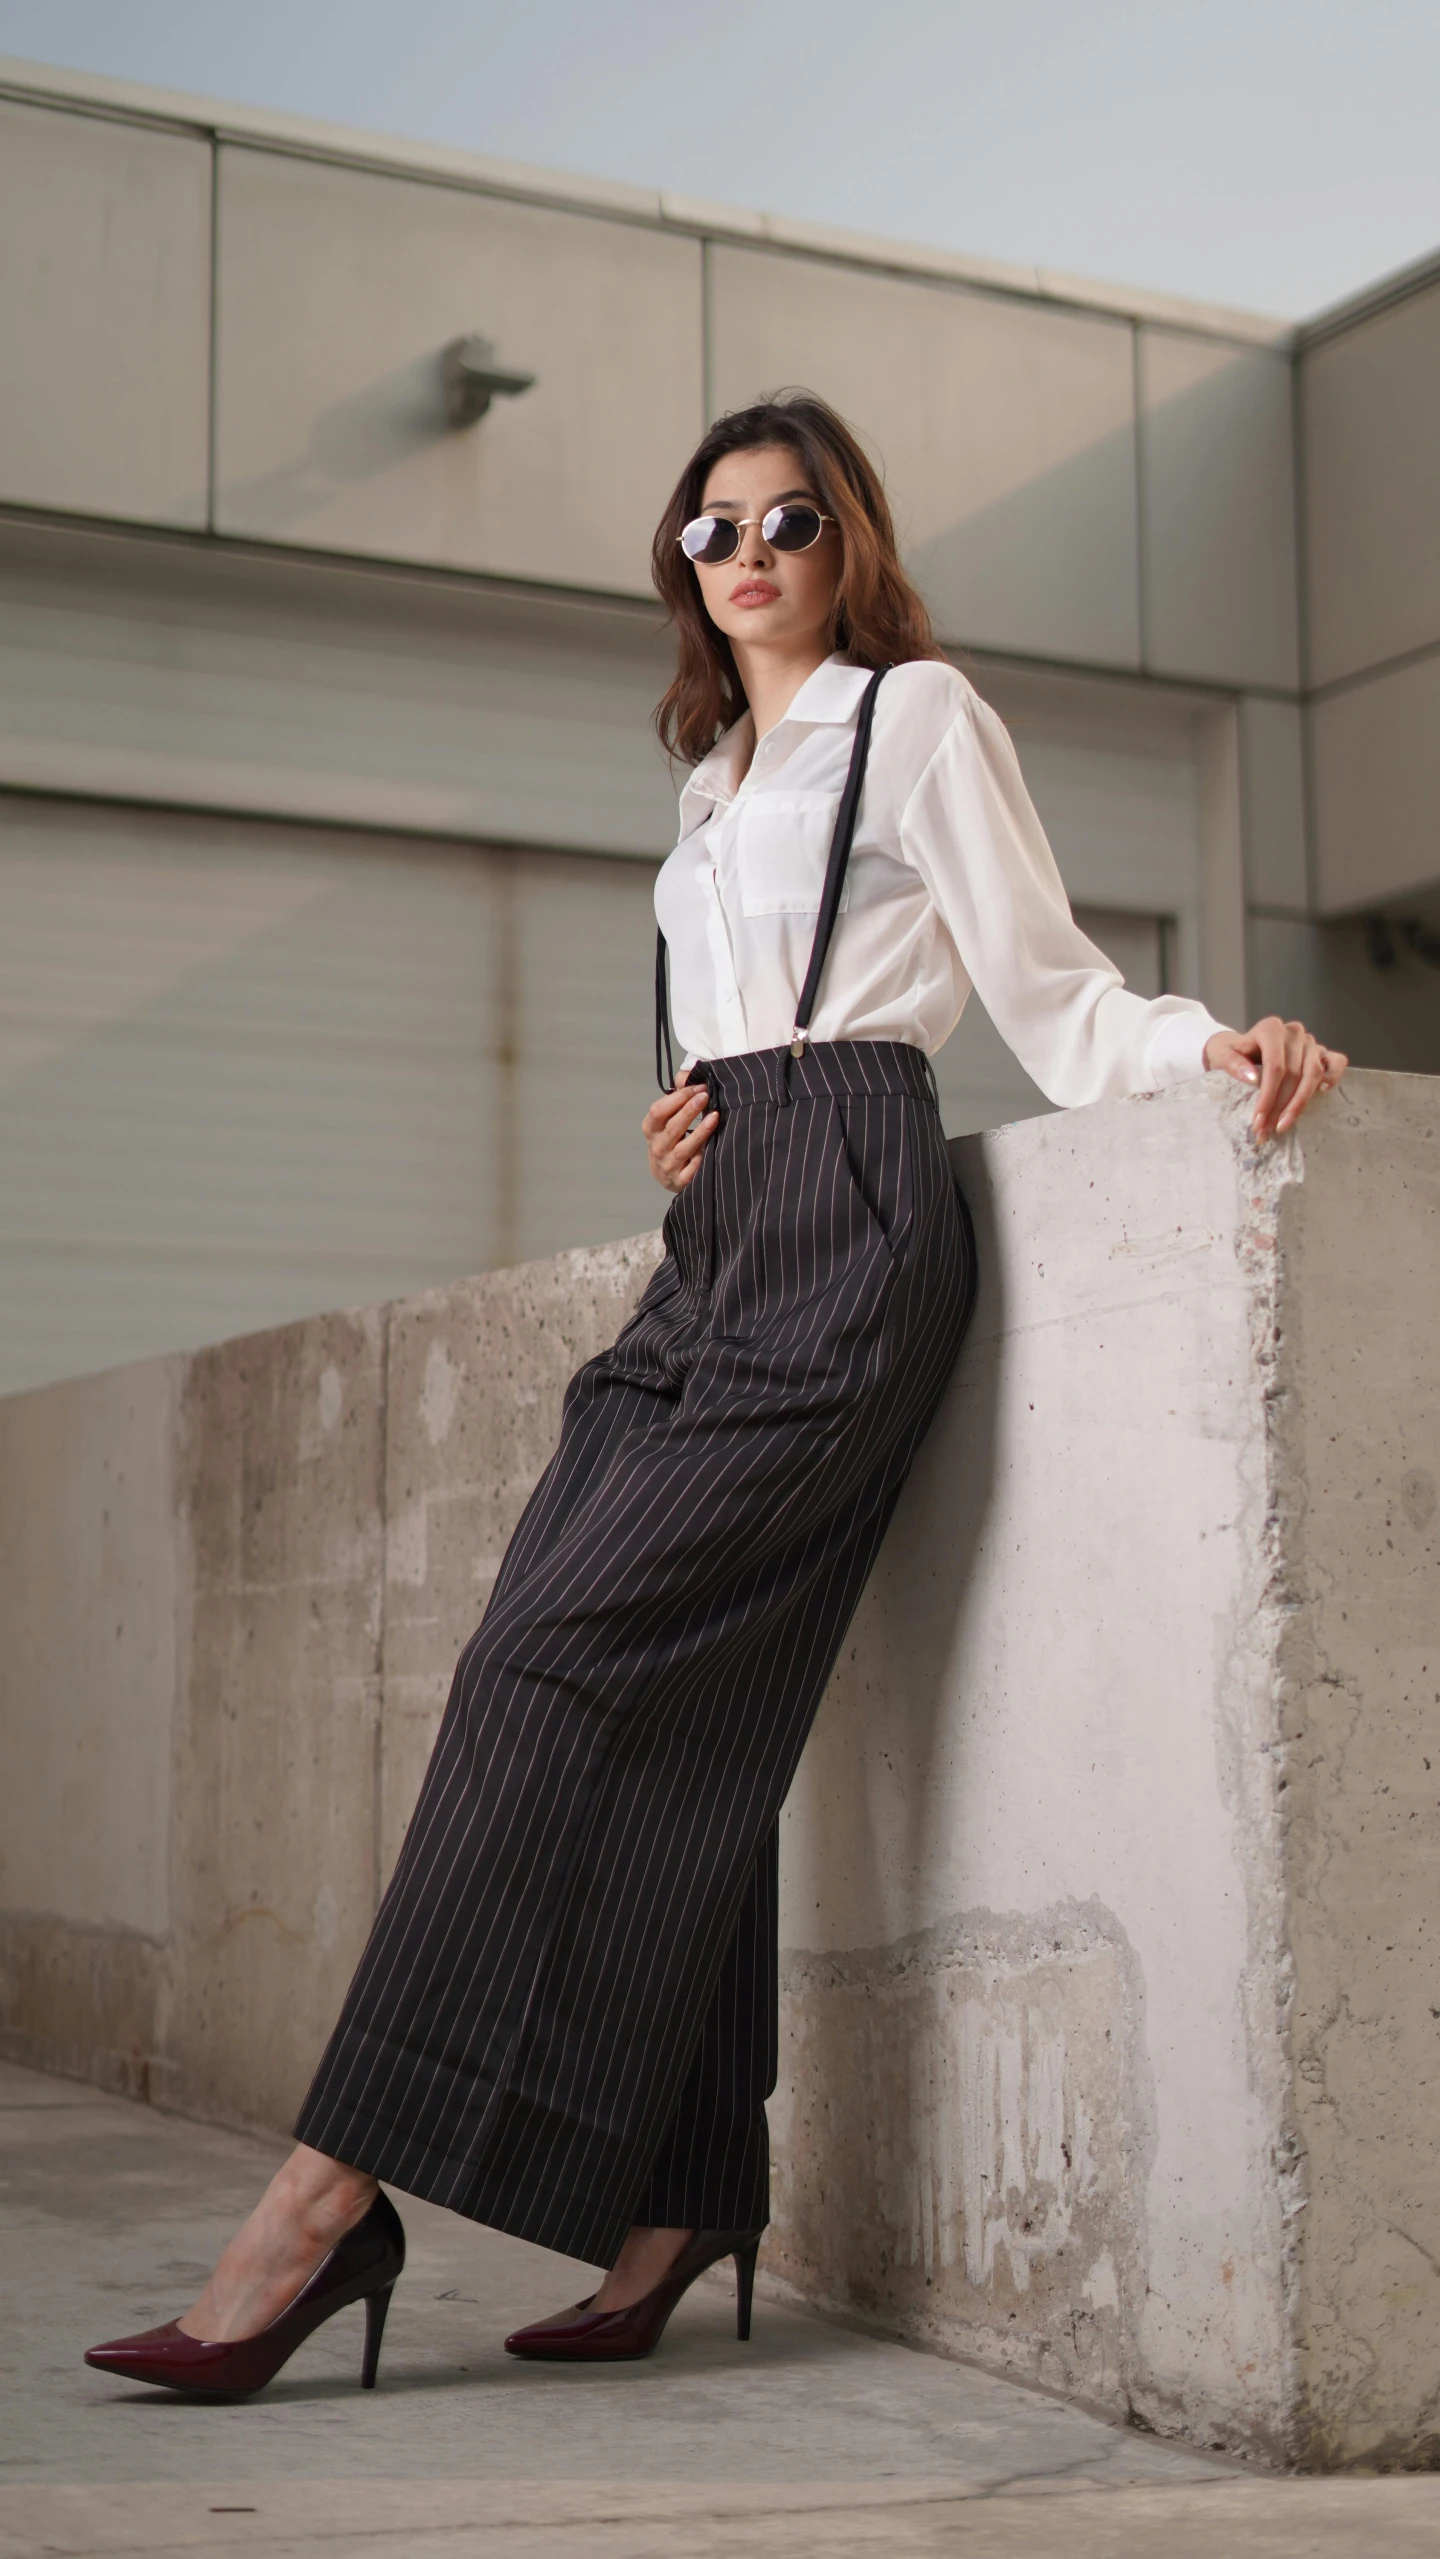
[654, 654, 1226, 1105]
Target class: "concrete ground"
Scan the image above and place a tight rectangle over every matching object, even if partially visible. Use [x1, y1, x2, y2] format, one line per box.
[2, 2065, 1437, 2558]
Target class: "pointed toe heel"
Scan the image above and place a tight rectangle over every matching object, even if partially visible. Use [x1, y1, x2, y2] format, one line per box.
[504, 2227, 764, 2363]
[84, 2188, 406, 2397]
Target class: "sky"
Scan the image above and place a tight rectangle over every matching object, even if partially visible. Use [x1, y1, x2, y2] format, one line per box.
[1, 0, 1437, 319]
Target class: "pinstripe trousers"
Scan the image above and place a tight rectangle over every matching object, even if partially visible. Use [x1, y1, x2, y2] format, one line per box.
[295, 1039, 976, 2267]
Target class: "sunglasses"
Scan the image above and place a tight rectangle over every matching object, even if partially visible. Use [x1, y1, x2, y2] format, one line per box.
[678, 502, 835, 565]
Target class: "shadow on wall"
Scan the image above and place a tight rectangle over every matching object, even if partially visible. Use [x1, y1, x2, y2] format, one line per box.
[210, 353, 460, 533]
[906, 414, 1139, 664]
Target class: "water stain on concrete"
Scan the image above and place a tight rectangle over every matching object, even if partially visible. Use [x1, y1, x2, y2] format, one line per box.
[771, 1898, 1155, 2420]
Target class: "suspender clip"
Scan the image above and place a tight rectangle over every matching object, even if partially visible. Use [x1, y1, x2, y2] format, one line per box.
[788, 1029, 807, 1059]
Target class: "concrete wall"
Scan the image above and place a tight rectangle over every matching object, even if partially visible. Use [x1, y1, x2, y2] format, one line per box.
[770, 1070, 1439, 2470]
[1, 1070, 1435, 2468]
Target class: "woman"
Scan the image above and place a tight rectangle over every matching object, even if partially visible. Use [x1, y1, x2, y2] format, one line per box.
[86, 394, 1345, 2394]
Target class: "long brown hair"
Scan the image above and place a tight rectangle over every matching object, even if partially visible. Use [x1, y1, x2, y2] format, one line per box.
[652, 391, 941, 765]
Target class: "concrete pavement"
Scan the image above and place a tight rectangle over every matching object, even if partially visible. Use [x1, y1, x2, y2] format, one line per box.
[4, 2063, 1438, 2555]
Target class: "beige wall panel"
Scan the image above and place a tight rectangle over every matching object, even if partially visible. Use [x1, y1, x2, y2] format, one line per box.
[1309, 652, 1440, 913]
[0, 102, 210, 527]
[0, 523, 678, 857]
[214, 148, 702, 589]
[1139, 332, 1299, 689]
[1302, 283, 1440, 688]
[710, 249, 1140, 666]
[1239, 695, 1309, 911]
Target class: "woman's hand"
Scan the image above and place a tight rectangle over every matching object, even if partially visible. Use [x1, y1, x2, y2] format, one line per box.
[1203, 1018, 1348, 1140]
[642, 1070, 719, 1192]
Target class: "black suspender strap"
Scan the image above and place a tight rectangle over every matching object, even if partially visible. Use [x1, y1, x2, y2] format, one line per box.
[654, 924, 675, 1094]
[788, 665, 887, 1057]
[652, 664, 889, 1091]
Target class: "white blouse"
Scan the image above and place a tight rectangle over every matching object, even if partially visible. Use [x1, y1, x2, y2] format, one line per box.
[654, 654, 1227, 1107]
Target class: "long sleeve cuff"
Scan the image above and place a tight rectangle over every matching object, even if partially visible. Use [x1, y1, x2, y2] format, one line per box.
[1143, 1006, 1226, 1088]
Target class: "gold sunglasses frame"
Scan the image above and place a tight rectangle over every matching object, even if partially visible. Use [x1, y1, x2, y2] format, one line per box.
[677, 504, 836, 565]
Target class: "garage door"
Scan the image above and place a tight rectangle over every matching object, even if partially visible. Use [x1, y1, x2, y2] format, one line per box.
[0, 798, 660, 1397]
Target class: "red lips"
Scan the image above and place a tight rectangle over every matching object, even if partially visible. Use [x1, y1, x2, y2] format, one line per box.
[730, 580, 780, 606]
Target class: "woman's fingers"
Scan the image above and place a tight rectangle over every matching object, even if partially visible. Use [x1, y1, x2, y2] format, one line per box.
[1218, 1047, 1261, 1086]
[669, 1106, 716, 1162]
[663, 1090, 711, 1157]
[1207, 1020, 1348, 1137]
[668, 1115, 718, 1188]
[641, 1086, 705, 1151]
[1276, 1036, 1349, 1130]
[641, 1080, 718, 1191]
[1250, 1018, 1292, 1136]
[1276, 1041, 1327, 1133]
[659, 1107, 718, 1191]
[641, 1079, 702, 1139]
[1267, 1019, 1309, 1133]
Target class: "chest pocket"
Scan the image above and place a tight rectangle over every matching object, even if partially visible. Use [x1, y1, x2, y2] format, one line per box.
[734, 791, 847, 917]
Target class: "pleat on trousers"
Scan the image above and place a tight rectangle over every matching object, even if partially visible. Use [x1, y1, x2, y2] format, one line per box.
[295, 1036, 976, 2268]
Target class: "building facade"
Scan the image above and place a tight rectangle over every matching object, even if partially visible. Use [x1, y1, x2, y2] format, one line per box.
[1, 53, 1436, 1397]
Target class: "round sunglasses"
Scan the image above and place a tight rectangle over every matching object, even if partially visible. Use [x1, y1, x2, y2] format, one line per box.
[678, 502, 834, 565]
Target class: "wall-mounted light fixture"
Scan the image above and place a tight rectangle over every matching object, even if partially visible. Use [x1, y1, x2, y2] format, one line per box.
[442, 335, 537, 427]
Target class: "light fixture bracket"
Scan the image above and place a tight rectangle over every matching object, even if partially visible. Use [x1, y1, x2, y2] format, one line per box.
[442, 335, 537, 427]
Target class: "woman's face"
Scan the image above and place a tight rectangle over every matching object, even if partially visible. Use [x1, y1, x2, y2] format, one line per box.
[690, 443, 842, 660]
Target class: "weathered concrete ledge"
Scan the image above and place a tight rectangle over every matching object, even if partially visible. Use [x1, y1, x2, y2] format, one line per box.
[0, 1070, 1435, 2468]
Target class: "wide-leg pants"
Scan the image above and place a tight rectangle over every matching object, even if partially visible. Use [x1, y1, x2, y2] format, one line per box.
[295, 1040, 976, 2267]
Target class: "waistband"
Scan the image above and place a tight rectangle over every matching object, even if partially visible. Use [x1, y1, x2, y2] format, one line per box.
[687, 1040, 940, 1110]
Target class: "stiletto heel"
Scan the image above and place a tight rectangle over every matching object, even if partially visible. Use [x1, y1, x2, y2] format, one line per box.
[734, 2235, 759, 2343]
[504, 2226, 764, 2363]
[361, 2279, 395, 2389]
[84, 2189, 406, 2397]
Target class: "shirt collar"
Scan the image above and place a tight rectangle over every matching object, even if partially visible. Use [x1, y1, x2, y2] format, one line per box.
[678, 654, 871, 831]
[780, 653, 875, 727]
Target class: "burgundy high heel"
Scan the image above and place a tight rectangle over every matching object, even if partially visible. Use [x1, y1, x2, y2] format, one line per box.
[504, 2227, 762, 2362]
[84, 2189, 405, 2396]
